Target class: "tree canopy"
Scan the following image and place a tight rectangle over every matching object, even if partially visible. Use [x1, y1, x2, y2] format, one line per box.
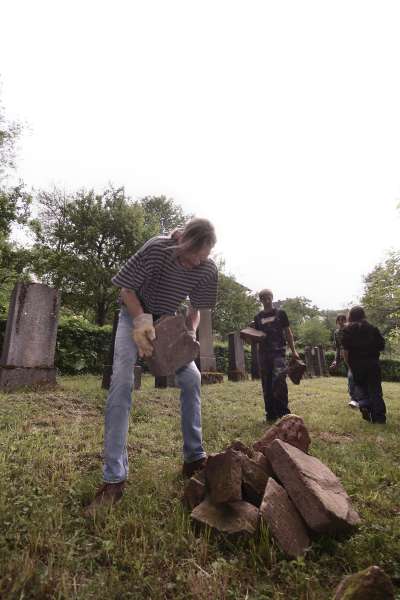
[28, 187, 192, 324]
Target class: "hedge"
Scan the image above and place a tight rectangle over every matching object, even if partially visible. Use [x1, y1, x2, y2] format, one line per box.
[1, 317, 400, 381]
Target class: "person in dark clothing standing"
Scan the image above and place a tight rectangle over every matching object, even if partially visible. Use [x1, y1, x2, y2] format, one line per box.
[330, 313, 358, 408]
[253, 289, 299, 422]
[341, 306, 386, 424]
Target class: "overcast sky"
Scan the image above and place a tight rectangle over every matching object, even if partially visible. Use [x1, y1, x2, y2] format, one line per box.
[1, 0, 399, 309]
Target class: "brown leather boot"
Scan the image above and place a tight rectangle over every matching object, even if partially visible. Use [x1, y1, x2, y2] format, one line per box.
[182, 457, 207, 478]
[84, 481, 125, 516]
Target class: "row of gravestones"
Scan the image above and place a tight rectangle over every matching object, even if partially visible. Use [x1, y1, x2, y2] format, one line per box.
[0, 283, 327, 392]
[0, 283, 220, 392]
[227, 331, 328, 381]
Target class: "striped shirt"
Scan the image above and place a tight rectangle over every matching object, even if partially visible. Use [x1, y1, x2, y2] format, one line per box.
[112, 236, 218, 315]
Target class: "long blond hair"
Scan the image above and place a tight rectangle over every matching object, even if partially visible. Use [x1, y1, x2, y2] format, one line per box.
[170, 218, 216, 253]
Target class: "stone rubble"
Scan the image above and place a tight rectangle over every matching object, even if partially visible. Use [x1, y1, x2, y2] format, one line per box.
[186, 414, 361, 558]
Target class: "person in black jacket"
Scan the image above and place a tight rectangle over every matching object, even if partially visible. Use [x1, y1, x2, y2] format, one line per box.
[341, 306, 386, 424]
[253, 289, 299, 422]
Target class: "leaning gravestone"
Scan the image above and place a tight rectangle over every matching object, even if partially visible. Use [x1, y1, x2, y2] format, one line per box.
[228, 332, 246, 381]
[0, 283, 61, 390]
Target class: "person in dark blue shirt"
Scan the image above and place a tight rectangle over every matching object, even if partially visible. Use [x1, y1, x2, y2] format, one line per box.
[253, 289, 299, 422]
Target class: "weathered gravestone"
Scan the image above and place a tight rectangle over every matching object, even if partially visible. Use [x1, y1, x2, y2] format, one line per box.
[304, 345, 328, 377]
[197, 309, 216, 370]
[228, 332, 246, 381]
[259, 478, 310, 558]
[268, 439, 361, 534]
[196, 309, 224, 384]
[0, 283, 61, 390]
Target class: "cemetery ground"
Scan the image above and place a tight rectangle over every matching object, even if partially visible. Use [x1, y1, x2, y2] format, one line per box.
[0, 377, 399, 600]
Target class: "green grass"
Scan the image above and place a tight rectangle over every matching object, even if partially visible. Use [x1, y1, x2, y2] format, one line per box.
[0, 375, 400, 599]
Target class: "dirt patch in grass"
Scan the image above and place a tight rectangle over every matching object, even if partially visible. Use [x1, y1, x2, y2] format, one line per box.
[317, 431, 354, 444]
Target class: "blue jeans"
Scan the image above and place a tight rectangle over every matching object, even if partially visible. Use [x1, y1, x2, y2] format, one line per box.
[103, 306, 205, 483]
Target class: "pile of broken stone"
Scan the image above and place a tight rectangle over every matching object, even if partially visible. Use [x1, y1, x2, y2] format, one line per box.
[184, 414, 361, 559]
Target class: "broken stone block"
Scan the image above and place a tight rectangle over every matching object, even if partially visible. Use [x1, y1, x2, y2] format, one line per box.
[333, 565, 395, 600]
[268, 439, 361, 534]
[183, 470, 207, 510]
[241, 454, 269, 507]
[205, 449, 242, 504]
[252, 450, 273, 475]
[253, 414, 311, 455]
[259, 478, 310, 558]
[228, 440, 254, 457]
[239, 327, 266, 344]
[191, 497, 259, 534]
[146, 315, 200, 376]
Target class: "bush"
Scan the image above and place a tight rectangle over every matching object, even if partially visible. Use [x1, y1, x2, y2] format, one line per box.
[55, 316, 112, 374]
[1, 315, 399, 381]
[214, 341, 252, 374]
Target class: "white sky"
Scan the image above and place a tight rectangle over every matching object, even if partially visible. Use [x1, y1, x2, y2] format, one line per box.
[1, 0, 399, 309]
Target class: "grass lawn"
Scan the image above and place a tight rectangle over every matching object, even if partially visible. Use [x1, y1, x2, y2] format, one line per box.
[0, 374, 399, 600]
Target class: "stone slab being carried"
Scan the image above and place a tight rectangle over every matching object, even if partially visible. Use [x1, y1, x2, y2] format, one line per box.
[259, 478, 310, 558]
[146, 315, 200, 376]
[268, 439, 361, 534]
[239, 327, 266, 344]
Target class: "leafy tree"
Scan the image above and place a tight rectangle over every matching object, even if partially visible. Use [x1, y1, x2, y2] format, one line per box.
[0, 91, 32, 311]
[29, 187, 193, 325]
[212, 271, 260, 338]
[297, 317, 331, 347]
[361, 251, 400, 336]
[139, 196, 191, 235]
[279, 296, 320, 338]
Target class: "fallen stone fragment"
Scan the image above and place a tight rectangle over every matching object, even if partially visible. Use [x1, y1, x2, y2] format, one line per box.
[251, 449, 274, 475]
[333, 565, 395, 600]
[259, 478, 310, 558]
[191, 497, 259, 534]
[206, 449, 242, 504]
[228, 440, 254, 457]
[146, 315, 200, 376]
[183, 470, 207, 510]
[253, 414, 311, 455]
[241, 454, 269, 506]
[268, 440, 361, 534]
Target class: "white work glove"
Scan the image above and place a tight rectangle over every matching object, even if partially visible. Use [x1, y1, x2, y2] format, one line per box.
[132, 313, 156, 358]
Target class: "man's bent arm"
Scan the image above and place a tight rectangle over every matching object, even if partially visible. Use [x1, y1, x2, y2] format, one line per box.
[120, 288, 144, 319]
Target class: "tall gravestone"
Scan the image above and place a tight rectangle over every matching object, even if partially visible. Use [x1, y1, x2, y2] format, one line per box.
[197, 309, 216, 372]
[0, 283, 61, 390]
[228, 332, 246, 381]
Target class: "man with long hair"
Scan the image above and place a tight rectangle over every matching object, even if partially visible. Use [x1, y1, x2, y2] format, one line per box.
[86, 218, 218, 513]
[342, 306, 386, 424]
